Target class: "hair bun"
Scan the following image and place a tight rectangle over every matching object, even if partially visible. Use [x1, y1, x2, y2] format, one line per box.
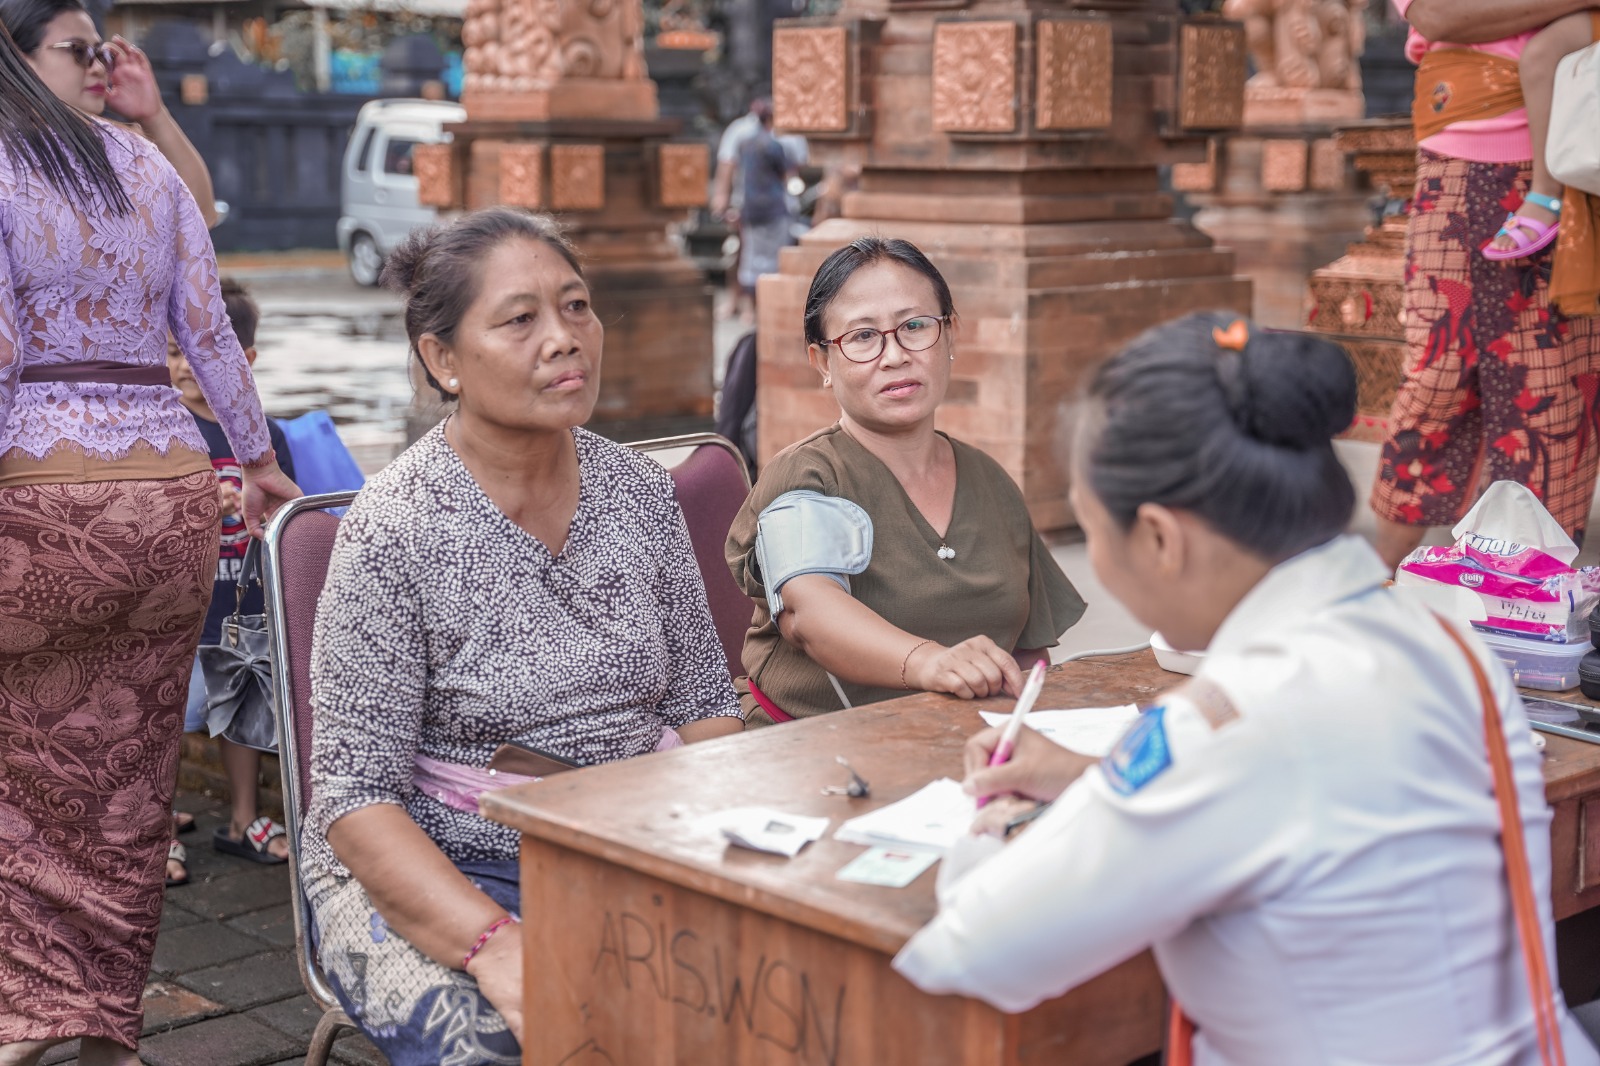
[1232, 331, 1357, 449]
[379, 227, 432, 293]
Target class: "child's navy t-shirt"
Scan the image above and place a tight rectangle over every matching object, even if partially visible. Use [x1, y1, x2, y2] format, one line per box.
[195, 415, 296, 645]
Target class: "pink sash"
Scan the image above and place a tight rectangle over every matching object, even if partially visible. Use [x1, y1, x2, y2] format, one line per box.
[412, 727, 684, 814]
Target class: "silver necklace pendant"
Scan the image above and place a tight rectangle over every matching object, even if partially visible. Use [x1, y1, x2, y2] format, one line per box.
[937, 544, 956, 560]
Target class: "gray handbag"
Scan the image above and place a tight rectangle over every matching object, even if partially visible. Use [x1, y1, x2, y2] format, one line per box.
[197, 537, 278, 753]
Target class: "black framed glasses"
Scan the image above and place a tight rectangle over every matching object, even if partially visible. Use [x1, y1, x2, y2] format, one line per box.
[50, 39, 115, 71]
[823, 315, 948, 364]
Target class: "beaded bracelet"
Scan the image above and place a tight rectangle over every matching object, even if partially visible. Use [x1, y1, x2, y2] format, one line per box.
[463, 915, 519, 971]
[900, 639, 935, 689]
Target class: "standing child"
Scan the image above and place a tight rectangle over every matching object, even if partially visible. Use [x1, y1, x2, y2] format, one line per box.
[165, 278, 297, 886]
[1484, 12, 1600, 260]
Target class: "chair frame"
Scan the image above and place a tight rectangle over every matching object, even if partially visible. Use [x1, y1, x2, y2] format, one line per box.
[256, 435, 744, 1061]
[627, 431, 752, 491]
[261, 490, 360, 1064]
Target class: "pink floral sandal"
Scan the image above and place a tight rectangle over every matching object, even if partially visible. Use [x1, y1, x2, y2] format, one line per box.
[213, 816, 288, 865]
[1483, 192, 1563, 261]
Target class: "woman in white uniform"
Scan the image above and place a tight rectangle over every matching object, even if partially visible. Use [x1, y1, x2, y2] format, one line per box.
[893, 312, 1599, 1066]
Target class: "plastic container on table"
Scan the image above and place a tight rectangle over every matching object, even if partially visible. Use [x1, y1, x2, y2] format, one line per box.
[1477, 627, 1591, 691]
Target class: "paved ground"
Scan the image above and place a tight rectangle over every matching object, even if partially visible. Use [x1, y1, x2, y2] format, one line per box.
[39, 792, 386, 1066]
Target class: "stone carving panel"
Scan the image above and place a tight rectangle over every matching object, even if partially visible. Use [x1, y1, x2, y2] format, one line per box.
[414, 143, 456, 208]
[550, 144, 606, 211]
[772, 27, 850, 132]
[461, 0, 645, 94]
[499, 143, 545, 207]
[1310, 137, 1346, 189]
[1221, 0, 1366, 92]
[1036, 19, 1112, 130]
[658, 143, 709, 208]
[1178, 21, 1248, 129]
[1261, 138, 1308, 191]
[933, 21, 1017, 133]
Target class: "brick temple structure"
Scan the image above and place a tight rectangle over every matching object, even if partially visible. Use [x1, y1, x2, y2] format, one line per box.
[411, 0, 715, 438]
[1305, 118, 1418, 442]
[1177, 0, 1375, 330]
[760, 1, 1254, 530]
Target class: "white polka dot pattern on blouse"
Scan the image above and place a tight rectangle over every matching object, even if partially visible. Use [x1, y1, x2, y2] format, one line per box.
[301, 423, 741, 879]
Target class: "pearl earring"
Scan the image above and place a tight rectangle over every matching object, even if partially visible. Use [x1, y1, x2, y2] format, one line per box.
[447, 378, 459, 389]
[822, 376, 831, 387]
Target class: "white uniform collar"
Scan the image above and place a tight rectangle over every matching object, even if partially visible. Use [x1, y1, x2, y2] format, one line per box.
[1205, 535, 1389, 658]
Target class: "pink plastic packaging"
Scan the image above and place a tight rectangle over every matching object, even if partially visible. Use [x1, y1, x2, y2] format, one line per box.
[1397, 533, 1600, 642]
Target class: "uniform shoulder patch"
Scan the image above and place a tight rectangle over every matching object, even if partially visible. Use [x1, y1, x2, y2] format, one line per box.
[1102, 704, 1173, 796]
[1172, 678, 1240, 732]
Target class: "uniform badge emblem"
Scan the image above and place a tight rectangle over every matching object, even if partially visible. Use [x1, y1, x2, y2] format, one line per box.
[1102, 705, 1173, 796]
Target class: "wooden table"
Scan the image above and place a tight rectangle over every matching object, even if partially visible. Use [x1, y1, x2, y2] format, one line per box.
[482, 651, 1600, 1066]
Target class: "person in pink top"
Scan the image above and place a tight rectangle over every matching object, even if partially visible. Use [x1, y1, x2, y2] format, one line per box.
[1372, 0, 1600, 572]
[0, 24, 298, 1066]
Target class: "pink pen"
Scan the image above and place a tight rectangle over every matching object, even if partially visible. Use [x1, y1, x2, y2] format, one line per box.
[977, 660, 1047, 809]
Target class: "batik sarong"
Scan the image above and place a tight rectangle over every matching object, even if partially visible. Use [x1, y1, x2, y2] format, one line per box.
[306, 860, 523, 1066]
[1373, 150, 1600, 536]
[0, 472, 219, 1047]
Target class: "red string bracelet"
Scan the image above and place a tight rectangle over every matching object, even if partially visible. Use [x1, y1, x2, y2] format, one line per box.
[463, 915, 519, 971]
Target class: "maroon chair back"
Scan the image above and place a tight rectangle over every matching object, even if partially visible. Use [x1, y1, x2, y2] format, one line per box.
[277, 509, 343, 810]
[663, 441, 756, 679]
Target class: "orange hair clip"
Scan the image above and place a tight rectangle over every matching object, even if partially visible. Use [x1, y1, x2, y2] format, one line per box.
[1213, 319, 1249, 351]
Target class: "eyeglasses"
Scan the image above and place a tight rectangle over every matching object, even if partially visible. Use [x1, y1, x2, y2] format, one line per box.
[822, 315, 949, 364]
[49, 39, 115, 72]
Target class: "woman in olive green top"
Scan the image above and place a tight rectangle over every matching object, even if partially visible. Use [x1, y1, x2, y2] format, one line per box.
[725, 237, 1085, 724]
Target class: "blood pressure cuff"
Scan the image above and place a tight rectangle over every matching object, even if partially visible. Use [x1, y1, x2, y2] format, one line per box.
[753, 490, 874, 618]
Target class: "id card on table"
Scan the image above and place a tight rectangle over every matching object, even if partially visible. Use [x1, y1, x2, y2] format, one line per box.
[836, 846, 939, 888]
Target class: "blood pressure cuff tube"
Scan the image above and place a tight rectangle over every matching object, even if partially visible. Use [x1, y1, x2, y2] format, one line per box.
[753, 490, 874, 618]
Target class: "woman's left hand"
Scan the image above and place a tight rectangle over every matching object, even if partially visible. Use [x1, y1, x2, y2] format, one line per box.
[242, 461, 302, 539]
[104, 37, 165, 124]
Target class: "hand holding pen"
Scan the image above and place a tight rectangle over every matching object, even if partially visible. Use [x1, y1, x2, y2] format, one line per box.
[975, 661, 1047, 809]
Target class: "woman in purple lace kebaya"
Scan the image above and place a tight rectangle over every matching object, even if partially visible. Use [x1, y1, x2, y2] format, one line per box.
[0, 27, 299, 1066]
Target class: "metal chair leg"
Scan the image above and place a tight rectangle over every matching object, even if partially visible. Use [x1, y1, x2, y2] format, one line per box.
[305, 1008, 353, 1066]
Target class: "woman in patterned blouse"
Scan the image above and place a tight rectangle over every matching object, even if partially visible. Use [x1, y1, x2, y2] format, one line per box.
[303, 207, 744, 1063]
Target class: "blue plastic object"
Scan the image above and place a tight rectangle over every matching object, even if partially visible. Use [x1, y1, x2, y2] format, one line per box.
[280, 411, 366, 498]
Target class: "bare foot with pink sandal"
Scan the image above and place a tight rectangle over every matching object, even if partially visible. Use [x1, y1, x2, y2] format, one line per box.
[1483, 191, 1563, 261]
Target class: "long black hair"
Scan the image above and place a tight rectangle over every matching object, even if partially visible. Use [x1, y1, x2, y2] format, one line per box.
[0, 14, 131, 213]
[1082, 312, 1358, 561]
[803, 236, 955, 346]
[0, 0, 83, 51]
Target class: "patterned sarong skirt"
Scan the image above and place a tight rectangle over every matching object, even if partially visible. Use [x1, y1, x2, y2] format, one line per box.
[0, 472, 219, 1047]
[1373, 150, 1600, 536]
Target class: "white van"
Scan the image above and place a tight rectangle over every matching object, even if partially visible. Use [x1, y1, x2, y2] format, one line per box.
[337, 98, 467, 286]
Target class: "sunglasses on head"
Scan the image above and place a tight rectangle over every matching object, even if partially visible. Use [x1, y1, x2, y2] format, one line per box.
[49, 39, 115, 71]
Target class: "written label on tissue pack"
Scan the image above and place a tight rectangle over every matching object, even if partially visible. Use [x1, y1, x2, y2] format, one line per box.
[1398, 536, 1600, 642]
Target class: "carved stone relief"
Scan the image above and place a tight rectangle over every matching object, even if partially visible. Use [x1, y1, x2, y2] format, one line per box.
[772, 27, 850, 132]
[1222, 0, 1367, 92]
[550, 144, 606, 210]
[658, 143, 709, 208]
[414, 143, 456, 208]
[499, 143, 545, 207]
[1036, 19, 1113, 130]
[1178, 22, 1248, 129]
[1261, 138, 1309, 191]
[933, 21, 1017, 133]
[461, 0, 646, 95]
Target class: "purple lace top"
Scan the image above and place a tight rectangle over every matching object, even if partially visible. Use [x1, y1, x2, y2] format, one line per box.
[0, 122, 270, 465]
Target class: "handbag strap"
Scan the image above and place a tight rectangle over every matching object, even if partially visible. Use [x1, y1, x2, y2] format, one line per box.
[1435, 617, 1566, 1066]
[1166, 619, 1566, 1066]
[232, 535, 263, 619]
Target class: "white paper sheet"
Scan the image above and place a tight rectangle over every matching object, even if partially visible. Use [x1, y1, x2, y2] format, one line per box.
[707, 807, 830, 858]
[979, 705, 1141, 758]
[834, 778, 976, 854]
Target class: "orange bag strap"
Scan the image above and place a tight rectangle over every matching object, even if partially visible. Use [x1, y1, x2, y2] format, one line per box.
[1165, 619, 1566, 1066]
[1436, 618, 1566, 1066]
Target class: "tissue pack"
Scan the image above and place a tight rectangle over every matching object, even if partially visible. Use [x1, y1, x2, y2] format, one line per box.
[1397, 533, 1600, 642]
